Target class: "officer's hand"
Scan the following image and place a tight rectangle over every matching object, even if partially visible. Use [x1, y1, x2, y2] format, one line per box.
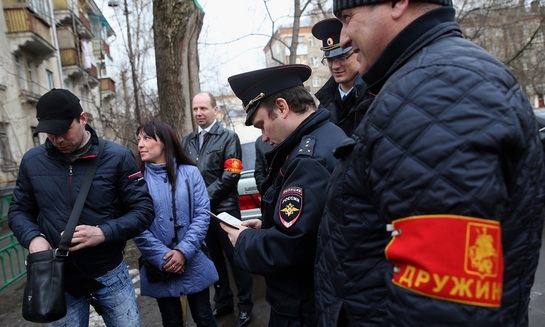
[220, 222, 250, 246]
[63, 225, 106, 251]
[242, 219, 262, 229]
[29, 235, 52, 254]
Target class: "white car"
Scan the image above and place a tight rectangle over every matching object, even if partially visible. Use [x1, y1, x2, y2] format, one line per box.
[239, 141, 262, 221]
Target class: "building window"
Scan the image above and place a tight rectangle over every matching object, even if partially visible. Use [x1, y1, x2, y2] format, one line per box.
[312, 76, 321, 88]
[311, 56, 321, 67]
[14, 55, 26, 91]
[27, 59, 37, 94]
[46, 70, 55, 89]
[0, 124, 16, 171]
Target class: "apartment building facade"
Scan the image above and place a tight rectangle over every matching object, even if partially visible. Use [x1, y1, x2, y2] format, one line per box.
[0, 0, 117, 193]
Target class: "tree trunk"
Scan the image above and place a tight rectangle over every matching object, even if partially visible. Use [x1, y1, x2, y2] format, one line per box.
[153, 0, 204, 136]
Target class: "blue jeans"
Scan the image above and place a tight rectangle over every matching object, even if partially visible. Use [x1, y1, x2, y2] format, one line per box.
[49, 261, 139, 327]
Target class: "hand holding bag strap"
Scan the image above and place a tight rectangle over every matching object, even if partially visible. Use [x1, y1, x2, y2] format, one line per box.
[57, 139, 105, 255]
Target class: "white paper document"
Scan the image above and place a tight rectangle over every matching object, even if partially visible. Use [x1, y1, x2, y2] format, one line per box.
[208, 211, 242, 229]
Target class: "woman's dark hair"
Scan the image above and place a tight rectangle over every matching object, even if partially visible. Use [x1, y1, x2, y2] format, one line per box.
[136, 121, 195, 191]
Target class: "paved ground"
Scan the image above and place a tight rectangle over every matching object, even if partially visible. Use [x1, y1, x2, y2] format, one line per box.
[1, 233, 544, 327]
[0, 240, 269, 327]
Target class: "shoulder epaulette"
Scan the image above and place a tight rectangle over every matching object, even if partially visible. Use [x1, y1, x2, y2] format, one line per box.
[297, 136, 316, 157]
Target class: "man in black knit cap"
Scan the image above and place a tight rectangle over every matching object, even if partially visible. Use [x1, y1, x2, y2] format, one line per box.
[315, 0, 545, 326]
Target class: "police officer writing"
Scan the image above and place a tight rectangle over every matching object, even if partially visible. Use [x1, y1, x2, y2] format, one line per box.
[223, 64, 347, 326]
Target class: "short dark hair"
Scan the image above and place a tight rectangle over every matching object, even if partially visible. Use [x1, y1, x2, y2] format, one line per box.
[260, 85, 315, 119]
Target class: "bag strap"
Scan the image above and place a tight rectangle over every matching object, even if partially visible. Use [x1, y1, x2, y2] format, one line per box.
[186, 178, 193, 224]
[57, 139, 105, 255]
[171, 186, 179, 246]
[169, 175, 194, 248]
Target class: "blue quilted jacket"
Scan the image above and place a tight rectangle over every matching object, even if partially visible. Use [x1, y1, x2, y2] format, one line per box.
[133, 163, 218, 298]
[315, 7, 545, 326]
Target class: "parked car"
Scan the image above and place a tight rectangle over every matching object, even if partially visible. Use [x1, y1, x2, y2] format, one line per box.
[239, 141, 262, 221]
[535, 108, 545, 140]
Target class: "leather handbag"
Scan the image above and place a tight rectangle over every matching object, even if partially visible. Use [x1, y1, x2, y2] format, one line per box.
[22, 139, 104, 323]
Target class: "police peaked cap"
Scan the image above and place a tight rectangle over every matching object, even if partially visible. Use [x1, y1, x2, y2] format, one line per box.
[311, 18, 351, 58]
[228, 64, 312, 126]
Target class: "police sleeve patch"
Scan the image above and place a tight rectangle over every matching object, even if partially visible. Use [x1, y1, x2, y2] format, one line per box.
[278, 186, 303, 228]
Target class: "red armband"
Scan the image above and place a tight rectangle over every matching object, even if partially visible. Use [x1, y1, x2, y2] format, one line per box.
[224, 158, 243, 174]
[385, 214, 503, 307]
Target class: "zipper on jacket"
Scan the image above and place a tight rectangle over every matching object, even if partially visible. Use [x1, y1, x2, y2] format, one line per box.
[69, 164, 73, 210]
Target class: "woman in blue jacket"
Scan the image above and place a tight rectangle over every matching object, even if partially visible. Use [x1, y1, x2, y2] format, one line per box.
[134, 121, 218, 327]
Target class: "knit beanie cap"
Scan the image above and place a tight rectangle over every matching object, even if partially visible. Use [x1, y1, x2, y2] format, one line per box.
[333, 0, 453, 16]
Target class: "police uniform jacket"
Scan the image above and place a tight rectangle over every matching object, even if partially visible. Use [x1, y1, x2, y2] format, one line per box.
[315, 74, 368, 136]
[183, 122, 242, 212]
[234, 109, 347, 317]
[8, 125, 155, 278]
[315, 7, 545, 327]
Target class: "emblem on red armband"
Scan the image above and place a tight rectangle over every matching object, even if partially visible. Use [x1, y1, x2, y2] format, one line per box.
[385, 215, 503, 307]
[224, 158, 243, 174]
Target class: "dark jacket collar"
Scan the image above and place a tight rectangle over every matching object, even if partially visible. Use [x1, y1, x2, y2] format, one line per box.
[364, 7, 461, 95]
[265, 108, 331, 165]
[45, 124, 99, 159]
[315, 75, 367, 106]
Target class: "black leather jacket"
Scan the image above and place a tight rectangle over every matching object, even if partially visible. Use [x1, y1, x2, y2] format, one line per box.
[183, 122, 242, 212]
[254, 136, 273, 193]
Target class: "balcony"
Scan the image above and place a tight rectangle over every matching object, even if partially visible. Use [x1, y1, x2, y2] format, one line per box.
[53, 0, 93, 39]
[60, 48, 99, 88]
[100, 78, 116, 100]
[4, 8, 55, 57]
[92, 38, 112, 59]
[3, 0, 51, 22]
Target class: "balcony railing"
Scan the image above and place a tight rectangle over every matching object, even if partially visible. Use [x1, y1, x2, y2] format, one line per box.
[3, 0, 51, 23]
[4, 8, 55, 56]
[79, 12, 92, 37]
[103, 40, 111, 57]
[87, 64, 98, 79]
[52, 0, 70, 10]
[101, 77, 116, 93]
[60, 47, 79, 66]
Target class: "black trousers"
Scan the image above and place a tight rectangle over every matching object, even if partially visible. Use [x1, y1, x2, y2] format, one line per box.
[206, 208, 254, 313]
[156, 288, 216, 327]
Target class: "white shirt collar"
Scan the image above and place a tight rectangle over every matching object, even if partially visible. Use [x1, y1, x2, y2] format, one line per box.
[338, 85, 354, 99]
[198, 120, 217, 134]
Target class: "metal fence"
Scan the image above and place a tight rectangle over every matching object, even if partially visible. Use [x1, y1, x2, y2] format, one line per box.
[0, 194, 27, 292]
[0, 233, 26, 291]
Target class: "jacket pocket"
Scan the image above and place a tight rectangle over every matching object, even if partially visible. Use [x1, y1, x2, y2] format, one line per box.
[266, 286, 301, 317]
